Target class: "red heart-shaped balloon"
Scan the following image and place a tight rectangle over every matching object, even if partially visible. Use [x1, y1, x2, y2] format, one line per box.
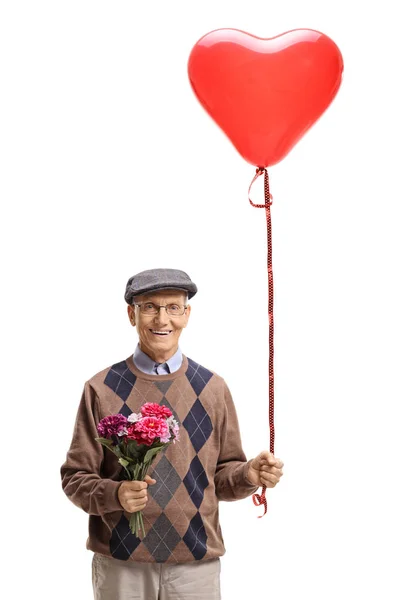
[188, 28, 343, 167]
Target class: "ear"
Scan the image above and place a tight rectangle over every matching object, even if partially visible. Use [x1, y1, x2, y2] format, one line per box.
[183, 304, 191, 327]
[127, 305, 135, 325]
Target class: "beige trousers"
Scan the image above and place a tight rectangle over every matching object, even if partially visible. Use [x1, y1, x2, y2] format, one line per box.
[92, 552, 221, 600]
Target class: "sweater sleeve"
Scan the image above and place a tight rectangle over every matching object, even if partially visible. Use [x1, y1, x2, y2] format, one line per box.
[214, 381, 259, 501]
[60, 381, 123, 516]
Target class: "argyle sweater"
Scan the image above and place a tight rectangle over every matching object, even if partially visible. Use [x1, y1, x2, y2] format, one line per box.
[60, 353, 259, 563]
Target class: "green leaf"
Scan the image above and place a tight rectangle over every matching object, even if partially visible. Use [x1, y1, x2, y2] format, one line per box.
[95, 438, 117, 456]
[126, 440, 141, 459]
[118, 458, 130, 468]
[143, 446, 164, 463]
[112, 445, 121, 457]
[95, 437, 114, 447]
[133, 463, 141, 480]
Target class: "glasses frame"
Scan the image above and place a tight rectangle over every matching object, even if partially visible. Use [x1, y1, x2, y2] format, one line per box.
[133, 302, 188, 317]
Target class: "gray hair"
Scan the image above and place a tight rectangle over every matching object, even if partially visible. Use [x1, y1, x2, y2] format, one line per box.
[132, 292, 189, 306]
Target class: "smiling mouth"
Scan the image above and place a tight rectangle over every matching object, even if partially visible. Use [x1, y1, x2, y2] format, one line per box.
[150, 329, 173, 336]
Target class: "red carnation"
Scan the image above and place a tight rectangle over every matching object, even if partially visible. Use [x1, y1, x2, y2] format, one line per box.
[125, 416, 170, 446]
[141, 402, 172, 419]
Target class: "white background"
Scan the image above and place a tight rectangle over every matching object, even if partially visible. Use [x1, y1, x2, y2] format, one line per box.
[1, 1, 399, 598]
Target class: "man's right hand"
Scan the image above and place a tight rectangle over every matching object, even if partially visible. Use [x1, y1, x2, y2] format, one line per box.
[117, 474, 157, 513]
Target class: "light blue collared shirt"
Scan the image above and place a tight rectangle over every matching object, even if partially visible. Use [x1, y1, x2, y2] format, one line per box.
[133, 344, 183, 375]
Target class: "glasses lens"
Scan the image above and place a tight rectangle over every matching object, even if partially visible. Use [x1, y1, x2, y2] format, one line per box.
[138, 303, 186, 316]
[140, 303, 158, 315]
[166, 304, 185, 316]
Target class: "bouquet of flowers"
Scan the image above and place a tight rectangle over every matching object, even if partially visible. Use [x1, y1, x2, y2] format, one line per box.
[95, 402, 179, 537]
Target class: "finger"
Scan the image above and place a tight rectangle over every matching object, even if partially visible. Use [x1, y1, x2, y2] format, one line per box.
[261, 480, 276, 488]
[261, 466, 283, 477]
[145, 477, 157, 484]
[128, 494, 148, 505]
[128, 490, 147, 500]
[124, 489, 148, 500]
[259, 451, 274, 462]
[126, 481, 148, 490]
[128, 500, 147, 511]
[260, 472, 278, 486]
[262, 457, 284, 468]
[259, 452, 278, 466]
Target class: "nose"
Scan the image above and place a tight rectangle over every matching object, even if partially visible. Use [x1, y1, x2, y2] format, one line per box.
[154, 307, 169, 327]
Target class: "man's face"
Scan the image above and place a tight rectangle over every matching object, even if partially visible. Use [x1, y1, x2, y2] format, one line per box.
[127, 289, 191, 361]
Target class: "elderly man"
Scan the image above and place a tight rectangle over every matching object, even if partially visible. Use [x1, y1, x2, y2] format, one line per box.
[61, 268, 284, 600]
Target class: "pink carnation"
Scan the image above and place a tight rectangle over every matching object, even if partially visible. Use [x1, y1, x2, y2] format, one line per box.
[141, 402, 173, 419]
[126, 416, 170, 446]
[171, 422, 180, 442]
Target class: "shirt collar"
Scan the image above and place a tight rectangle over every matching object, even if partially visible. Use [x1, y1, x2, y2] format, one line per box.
[133, 343, 183, 374]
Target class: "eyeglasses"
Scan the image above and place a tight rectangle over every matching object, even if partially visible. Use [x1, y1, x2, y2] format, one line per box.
[134, 302, 187, 317]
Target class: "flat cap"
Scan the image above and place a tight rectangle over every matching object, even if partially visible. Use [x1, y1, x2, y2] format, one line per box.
[124, 268, 197, 304]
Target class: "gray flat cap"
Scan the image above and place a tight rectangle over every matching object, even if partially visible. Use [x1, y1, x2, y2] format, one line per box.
[124, 268, 197, 304]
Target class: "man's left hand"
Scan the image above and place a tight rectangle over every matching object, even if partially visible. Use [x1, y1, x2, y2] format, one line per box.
[247, 451, 284, 488]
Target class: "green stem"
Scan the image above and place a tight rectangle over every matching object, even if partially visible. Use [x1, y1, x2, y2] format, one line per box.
[129, 512, 138, 536]
[139, 510, 146, 537]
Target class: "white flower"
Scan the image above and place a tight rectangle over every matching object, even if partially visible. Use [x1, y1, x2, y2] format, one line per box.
[167, 416, 178, 429]
[127, 412, 141, 423]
